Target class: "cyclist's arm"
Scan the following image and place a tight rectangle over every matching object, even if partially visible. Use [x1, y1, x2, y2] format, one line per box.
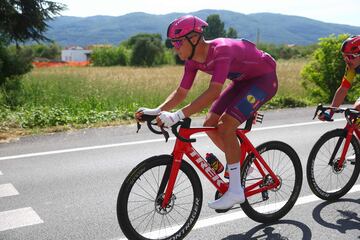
[158, 62, 197, 111]
[331, 65, 355, 107]
[182, 82, 223, 117]
[331, 86, 349, 108]
[158, 87, 188, 111]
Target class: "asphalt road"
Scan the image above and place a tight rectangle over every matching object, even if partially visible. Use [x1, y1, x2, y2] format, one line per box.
[0, 106, 359, 240]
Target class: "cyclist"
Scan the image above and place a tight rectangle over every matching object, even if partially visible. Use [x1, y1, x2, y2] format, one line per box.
[135, 15, 278, 210]
[318, 35, 360, 164]
[319, 35, 360, 120]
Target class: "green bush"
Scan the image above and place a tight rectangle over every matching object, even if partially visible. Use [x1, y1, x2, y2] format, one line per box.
[301, 34, 353, 103]
[0, 43, 32, 86]
[265, 96, 309, 109]
[0, 106, 134, 129]
[163, 49, 176, 65]
[1, 77, 25, 108]
[0, 42, 32, 108]
[257, 43, 317, 60]
[91, 46, 128, 66]
[10, 43, 62, 61]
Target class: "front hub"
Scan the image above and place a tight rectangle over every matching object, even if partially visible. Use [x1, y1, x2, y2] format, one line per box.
[155, 194, 176, 215]
[332, 158, 345, 174]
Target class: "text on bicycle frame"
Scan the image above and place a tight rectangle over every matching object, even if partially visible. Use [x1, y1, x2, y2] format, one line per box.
[189, 150, 224, 188]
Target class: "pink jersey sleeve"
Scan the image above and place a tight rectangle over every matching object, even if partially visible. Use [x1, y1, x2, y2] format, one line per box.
[179, 61, 198, 89]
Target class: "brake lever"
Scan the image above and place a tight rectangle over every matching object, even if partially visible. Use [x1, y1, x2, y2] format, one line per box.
[160, 126, 169, 142]
[136, 121, 142, 133]
[313, 104, 323, 120]
[135, 115, 169, 142]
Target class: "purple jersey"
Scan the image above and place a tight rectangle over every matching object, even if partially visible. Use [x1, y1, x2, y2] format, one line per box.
[180, 38, 276, 89]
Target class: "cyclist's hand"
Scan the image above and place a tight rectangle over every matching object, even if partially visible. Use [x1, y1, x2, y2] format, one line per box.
[135, 107, 161, 121]
[318, 111, 333, 121]
[157, 110, 185, 127]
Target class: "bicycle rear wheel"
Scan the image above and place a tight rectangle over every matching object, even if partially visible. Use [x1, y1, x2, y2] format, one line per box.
[306, 129, 360, 201]
[117, 154, 202, 240]
[240, 141, 302, 223]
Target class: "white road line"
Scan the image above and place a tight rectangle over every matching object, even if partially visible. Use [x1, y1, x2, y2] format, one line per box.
[0, 207, 43, 232]
[116, 183, 360, 240]
[0, 183, 19, 198]
[252, 118, 344, 131]
[0, 119, 345, 161]
[0, 171, 3, 175]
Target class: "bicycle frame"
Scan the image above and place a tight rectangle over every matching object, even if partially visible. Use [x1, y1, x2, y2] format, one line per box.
[331, 122, 360, 168]
[161, 125, 281, 208]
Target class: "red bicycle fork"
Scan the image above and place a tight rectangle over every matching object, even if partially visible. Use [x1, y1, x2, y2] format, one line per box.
[335, 124, 359, 168]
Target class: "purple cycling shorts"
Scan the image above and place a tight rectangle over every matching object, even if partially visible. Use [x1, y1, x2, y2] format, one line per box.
[210, 71, 278, 124]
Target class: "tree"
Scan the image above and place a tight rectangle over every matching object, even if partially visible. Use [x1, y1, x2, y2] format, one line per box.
[127, 34, 162, 48]
[301, 34, 357, 102]
[226, 27, 238, 39]
[0, 41, 33, 107]
[203, 14, 226, 40]
[0, 0, 65, 108]
[18, 43, 61, 60]
[128, 34, 165, 66]
[0, 0, 65, 44]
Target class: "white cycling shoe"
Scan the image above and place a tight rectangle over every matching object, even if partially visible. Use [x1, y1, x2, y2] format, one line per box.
[208, 190, 245, 210]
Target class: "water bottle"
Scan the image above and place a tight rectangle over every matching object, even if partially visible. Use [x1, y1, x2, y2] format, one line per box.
[205, 153, 224, 174]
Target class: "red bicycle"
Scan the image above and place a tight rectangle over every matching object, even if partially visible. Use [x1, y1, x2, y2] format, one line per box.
[307, 104, 360, 201]
[117, 113, 303, 240]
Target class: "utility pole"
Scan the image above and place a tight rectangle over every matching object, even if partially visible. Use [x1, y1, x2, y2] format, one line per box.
[256, 28, 260, 45]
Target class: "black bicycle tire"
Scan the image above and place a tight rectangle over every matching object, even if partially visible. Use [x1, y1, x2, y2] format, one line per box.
[117, 154, 203, 240]
[306, 129, 360, 201]
[240, 141, 303, 223]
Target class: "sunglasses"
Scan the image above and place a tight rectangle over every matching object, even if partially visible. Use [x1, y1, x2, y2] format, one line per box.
[170, 38, 185, 49]
[343, 53, 360, 61]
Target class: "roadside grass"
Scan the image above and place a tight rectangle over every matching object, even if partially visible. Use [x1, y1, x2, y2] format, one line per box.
[0, 58, 310, 140]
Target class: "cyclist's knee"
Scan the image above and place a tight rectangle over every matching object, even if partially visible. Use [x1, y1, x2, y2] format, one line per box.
[203, 112, 220, 127]
[217, 121, 236, 138]
[216, 114, 241, 137]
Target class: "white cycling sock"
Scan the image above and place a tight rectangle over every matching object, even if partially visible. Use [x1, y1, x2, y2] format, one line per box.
[208, 162, 245, 210]
[228, 162, 242, 193]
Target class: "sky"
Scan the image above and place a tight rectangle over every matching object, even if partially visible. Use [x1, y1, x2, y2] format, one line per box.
[56, 0, 360, 27]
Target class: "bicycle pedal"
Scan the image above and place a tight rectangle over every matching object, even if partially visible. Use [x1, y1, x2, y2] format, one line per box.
[214, 205, 241, 214]
[215, 208, 231, 213]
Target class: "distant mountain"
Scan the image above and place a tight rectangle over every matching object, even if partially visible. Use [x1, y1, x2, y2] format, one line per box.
[45, 9, 360, 46]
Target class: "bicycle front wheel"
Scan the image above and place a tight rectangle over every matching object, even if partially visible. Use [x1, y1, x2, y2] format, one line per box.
[307, 129, 360, 201]
[241, 141, 303, 223]
[117, 154, 202, 240]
